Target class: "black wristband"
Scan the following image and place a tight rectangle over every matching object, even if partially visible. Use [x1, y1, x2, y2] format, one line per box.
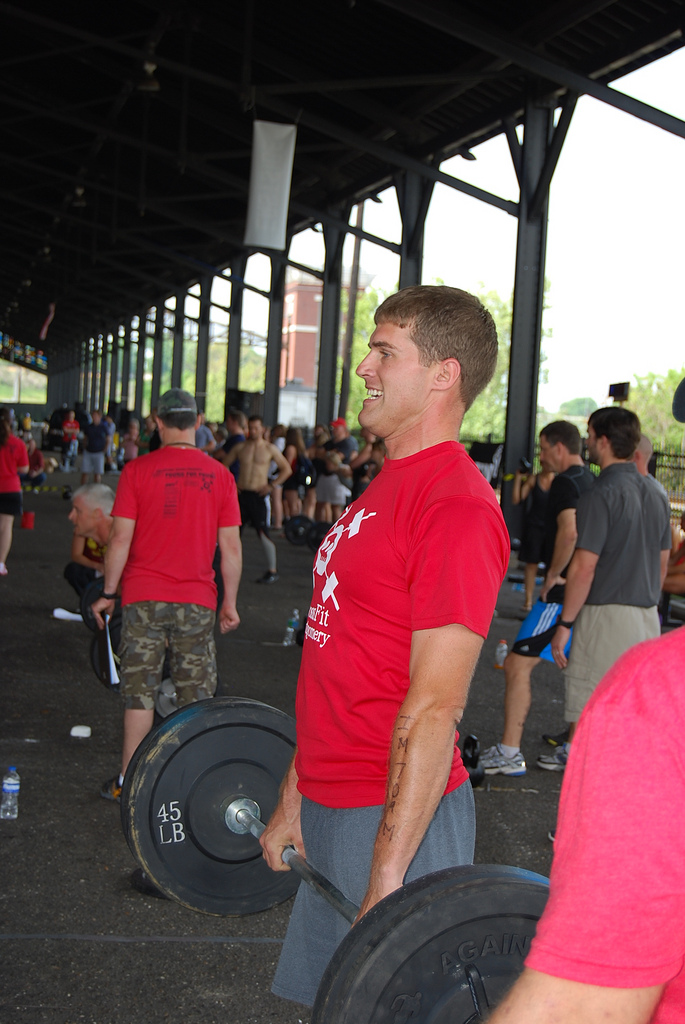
[101, 591, 117, 600]
[558, 618, 575, 628]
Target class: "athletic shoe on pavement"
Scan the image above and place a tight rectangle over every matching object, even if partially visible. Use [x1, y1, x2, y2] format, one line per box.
[256, 571, 279, 584]
[480, 744, 526, 777]
[100, 775, 122, 802]
[536, 747, 568, 771]
[542, 728, 570, 747]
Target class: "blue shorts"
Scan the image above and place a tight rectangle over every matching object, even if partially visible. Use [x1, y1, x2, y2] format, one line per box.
[511, 599, 572, 663]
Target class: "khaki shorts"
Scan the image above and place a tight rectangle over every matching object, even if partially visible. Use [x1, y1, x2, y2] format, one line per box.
[119, 601, 217, 711]
[564, 603, 660, 722]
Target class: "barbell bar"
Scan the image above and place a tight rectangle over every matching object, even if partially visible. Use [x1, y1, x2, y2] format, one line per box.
[225, 797, 359, 924]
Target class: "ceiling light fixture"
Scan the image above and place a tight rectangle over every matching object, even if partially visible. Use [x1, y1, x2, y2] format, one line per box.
[137, 61, 160, 93]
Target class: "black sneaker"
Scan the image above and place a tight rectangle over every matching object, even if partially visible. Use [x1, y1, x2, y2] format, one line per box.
[256, 571, 279, 584]
[548, 829, 556, 843]
[100, 775, 122, 802]
[542, 728, 570, 747]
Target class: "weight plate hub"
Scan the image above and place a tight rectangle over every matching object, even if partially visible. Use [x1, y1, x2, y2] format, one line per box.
[284, 515, 313, 545]
[121, 697, 299, 916]
[312, 864, 549, 1024]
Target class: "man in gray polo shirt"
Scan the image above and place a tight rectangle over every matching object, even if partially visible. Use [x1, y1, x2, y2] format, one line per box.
[543, 407, 670, 769]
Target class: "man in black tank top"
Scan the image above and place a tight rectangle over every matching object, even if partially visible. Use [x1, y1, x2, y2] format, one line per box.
[481, 421, 594, 777]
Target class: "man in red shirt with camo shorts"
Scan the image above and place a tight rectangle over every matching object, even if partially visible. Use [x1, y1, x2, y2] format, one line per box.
[93, 388, 242, 803]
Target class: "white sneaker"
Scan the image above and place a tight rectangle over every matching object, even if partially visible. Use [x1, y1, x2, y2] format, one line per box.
[481, 744, 526, 777]
[536, 747, 568, 771]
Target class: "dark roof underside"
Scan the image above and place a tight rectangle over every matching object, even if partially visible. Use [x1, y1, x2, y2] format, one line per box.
[1, 0, 683, 363]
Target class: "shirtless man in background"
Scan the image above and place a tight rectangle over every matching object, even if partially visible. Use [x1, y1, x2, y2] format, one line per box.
[223, 415, 292, 583]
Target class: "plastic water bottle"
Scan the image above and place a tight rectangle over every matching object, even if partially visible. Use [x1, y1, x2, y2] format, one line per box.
[494, 640, 508, 668]
[282, 609, 300, 647]
[1, 766, 20, 819]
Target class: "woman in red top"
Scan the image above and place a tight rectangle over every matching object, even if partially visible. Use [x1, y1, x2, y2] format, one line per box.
[0, 407, 29, 575]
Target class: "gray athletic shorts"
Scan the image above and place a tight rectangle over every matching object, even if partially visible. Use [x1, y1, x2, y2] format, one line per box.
[81, 449, 105, 475]
[271, 781, 476, 1006]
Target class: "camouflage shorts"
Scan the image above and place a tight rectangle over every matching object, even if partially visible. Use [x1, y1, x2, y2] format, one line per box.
[119, 601, 217, 711]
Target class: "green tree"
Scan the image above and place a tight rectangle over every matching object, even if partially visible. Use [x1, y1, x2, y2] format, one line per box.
[238, 346, 266, 393]
[460, 289, 512, 440]
[559, 397, 598, 418]
[628, 368, 685, 449]
[205, 340, 229, 422]
[340, 285, 386, 430]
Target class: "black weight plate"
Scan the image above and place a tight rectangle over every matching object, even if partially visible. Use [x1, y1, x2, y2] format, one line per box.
[307, 521, 332, 552]
[90, 634, 113, 686]
[81, 577, 105, 632]
[462, 735, 485, 788]
[312, 864, 549, 1024]
[121, 696, 300, 916]
[284, 514, 313, 545]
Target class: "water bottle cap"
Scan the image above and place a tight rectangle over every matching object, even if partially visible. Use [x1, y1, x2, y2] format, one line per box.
[8, 766, 16, 771]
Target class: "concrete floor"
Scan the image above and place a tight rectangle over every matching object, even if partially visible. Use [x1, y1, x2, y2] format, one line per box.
[0, 471, 563, 1024]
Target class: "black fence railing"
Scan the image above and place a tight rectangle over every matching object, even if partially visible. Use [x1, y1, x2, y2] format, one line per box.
[654, 448, 685, 519]
[463, 439, 685, 523]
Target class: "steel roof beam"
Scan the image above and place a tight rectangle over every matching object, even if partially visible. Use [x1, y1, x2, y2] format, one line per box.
[375, 0, 685, 138]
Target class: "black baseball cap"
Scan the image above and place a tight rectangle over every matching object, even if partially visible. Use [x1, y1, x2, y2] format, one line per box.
[157, 389, 197, 416]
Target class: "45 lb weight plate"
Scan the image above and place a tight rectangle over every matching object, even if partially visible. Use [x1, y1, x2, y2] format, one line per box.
[121, 697, 299, 916]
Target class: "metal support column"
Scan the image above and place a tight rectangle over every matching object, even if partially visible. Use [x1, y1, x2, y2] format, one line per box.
[396, 170, 435, 288]
[226, 256, 247, 393]
[120, 323, 131, 410]
[84, 342, 95, 411]
[502, 97, 556, 538]
[108, 329, 120, 410]
[316, 217, 347, 425]
[171, 290, 185, 389]
[195, 275, 212, 412]
[76, 341, 87, 406]
[263, 260, 286, 426]
[151, 309, 164, 410]
[72, 362, 82, 406]
[98, 334, 109, 411]
[134, 317, 146, 418]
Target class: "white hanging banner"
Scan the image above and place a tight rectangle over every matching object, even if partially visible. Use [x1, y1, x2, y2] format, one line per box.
[243, 120, 297, 251]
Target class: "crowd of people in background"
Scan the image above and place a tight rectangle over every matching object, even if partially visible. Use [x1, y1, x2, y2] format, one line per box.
[0, 399, 388, 583]
[31, 401, 388, 532]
